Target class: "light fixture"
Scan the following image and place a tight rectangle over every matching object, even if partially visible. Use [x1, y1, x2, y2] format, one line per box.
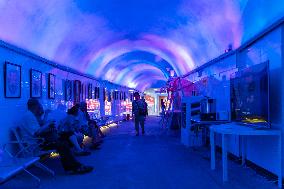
[170, 70, 175, 77]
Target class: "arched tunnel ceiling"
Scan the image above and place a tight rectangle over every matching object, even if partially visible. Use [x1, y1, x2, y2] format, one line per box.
[0, 0, 283, 90]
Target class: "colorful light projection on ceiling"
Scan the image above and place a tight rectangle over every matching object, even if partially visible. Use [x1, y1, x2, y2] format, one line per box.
[0, 0, 283, 90]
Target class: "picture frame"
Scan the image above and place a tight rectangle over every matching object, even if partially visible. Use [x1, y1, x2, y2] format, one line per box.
[103, 88, 107, 101]
[65, 80, 72, 101]
[4, 62, 21, 98]
[30, 69, 42, 98]
[74, 80, 81, 103]
[85, 84, 88, 100]
[88, 84, 92, 99]
[81, 83, 85, 101]
[48, 73, 55, 99]
[94, 87, 100, 99]
[97, 87, 100, 99]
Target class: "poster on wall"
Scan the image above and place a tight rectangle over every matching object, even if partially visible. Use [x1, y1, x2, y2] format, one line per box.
[85, 84, 88, 100]
[4, 62, 21, 98]
[48, 73, 55, 99]
[94, 86, 97, 99]
[108, 91, 112, 102]
[30, 69, 42, 98]
[88, 83, 92, 99]
[103, 88, 106, 101]
[81, 83, 88, 101]
[81, 83, 84, 101]
[74, 80, 81, 103]
[65, 80, 72, 101]
[97, 87, 100, 99]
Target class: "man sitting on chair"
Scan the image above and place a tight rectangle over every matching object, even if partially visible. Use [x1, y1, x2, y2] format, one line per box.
[20, 99, 93, 174]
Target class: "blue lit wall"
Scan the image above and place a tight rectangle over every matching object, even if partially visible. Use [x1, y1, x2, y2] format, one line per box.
[0, 0, 283, 90]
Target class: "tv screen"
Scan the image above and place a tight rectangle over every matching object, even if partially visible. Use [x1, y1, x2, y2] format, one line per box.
[230, 61, 269, 126]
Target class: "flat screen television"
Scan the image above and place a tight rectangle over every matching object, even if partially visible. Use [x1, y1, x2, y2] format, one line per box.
[230, 61, 270, 127]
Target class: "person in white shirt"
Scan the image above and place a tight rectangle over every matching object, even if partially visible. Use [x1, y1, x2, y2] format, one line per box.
[20, 99, 93, 174]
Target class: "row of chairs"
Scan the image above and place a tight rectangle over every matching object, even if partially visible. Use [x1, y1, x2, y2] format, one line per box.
[0, 127, 55, 187]
[0, 115, 125, 186]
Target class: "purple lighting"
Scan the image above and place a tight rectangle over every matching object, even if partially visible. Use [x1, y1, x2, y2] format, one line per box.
[0, 0, 283, 90]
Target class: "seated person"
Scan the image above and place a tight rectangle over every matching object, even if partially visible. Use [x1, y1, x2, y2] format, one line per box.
[57, 106, 91, 156]
[20, 99, 93, 174]
[47, 104, 68, 129]
[77, 102, 104, 147]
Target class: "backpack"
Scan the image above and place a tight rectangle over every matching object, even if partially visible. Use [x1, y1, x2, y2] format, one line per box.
[135, 101, 147, 116]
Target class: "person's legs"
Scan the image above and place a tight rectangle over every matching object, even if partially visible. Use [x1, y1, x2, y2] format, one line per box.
[98, 127, 105, 137]
[69, 135, 83, 152]
[91, 127, 101, 144]
[75, 132, 84, 145]
[140, 116, 145, 134]
[135, 116, 140, 135]
[54, 140, 82, 171]
[60, 132, 90, 156]
[56, 140, 93, 174]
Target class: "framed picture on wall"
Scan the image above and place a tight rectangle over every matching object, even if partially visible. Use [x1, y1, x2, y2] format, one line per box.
[65, 80, 72, 101]
[30, 69, 42, 98]
[97, 87, 100, 99]
[48, 73, 55, 99]
[88, 84, 92, 99]
[94, 87, 99, 99]
[81, 83, 85, 101]
[103, 88, 106, 101]
[74, 80, 81, 103]
[84, 84, 87, 100]
[4, 62, 21, 98]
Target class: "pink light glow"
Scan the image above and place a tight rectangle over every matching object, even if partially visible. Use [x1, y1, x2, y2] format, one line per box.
[0, 0, 281, 90]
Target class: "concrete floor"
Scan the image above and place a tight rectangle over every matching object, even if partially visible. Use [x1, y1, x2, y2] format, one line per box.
[1, 116, 277, 189]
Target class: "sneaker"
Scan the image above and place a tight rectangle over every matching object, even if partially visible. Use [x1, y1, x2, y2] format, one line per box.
[142, 131, 145, 135]
[135, 133, 139, 136]
[68, 165, 93, 175]
[90, 143, 101, 150]
[74, 150, 91, 156]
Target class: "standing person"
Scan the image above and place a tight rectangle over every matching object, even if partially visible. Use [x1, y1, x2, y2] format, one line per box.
[141, 96, 148, 117]
[132, 92, 147, 136]
[161, 100, 166, 115]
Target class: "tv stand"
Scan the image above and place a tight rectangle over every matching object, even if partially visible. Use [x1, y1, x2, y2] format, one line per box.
[210, 123, 282, 188]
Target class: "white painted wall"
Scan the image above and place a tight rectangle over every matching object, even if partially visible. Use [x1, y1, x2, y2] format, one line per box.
[185, 24, 284, 175]
[238, 26, 283, 174]
[0, 41, 124, 146]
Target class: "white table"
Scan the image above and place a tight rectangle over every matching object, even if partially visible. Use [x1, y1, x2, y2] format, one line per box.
[210, 123, 282, 188]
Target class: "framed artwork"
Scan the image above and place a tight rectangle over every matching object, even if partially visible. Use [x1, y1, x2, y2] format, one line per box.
[81, 83, 85, 100]
[94, 87, 100, 99]
[84, 84, 89, 101]
[48, 73, 55, 99]
[4, 62, 21, 98]
[30, 69, 42, 98]
[74, 80, 81, 103]
[103, 88, 107, 101]
[108, 91, 112, 102]
[88, 84, 92, 99]
[94, 87, 97, 99]
[65, 80, 72, 101]
[116, 91, 119, 100]
[97, 87, 100, 99]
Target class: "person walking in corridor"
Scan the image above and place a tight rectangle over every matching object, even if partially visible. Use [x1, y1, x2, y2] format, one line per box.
[132, 92, 147, 136]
